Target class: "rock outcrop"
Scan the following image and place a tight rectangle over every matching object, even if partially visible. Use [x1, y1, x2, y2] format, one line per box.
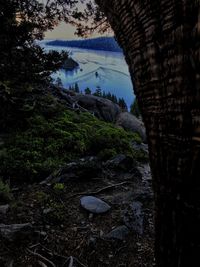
[116, 112, 146, 142]
[73, 94, 121, 122]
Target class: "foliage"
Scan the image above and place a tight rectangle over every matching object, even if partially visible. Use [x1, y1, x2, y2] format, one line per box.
[46, 200, 65, 223]
[0, 179, 12, 203]
[98, 148, 118, 160]
[0, 0, 69, 87]
[93, 86, 102, 97]
[118, 98, 128, 111]
[130, 98, 141, 118]
[47, 37, 122, 52]
[0, 93, 143, 182]
[35, 191, 49, 204]
[91, 87, 128, 110]
[53, 183, 65, 191]
[69, 83, 80, 93]
[85, 87, 92, 95]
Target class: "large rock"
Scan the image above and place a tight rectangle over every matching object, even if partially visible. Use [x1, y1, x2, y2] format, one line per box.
[116, 112, 146, 142]
[80, 196, 111, 214]
[73, 94, 121, 122]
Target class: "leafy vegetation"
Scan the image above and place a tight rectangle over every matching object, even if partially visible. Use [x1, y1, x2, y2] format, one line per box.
[0, 0, 146, 186]
[0, 179, 12, 203]
[0, 92, 144, 182]
[53, 183, 65, 191]
[130, 98, 141, 118]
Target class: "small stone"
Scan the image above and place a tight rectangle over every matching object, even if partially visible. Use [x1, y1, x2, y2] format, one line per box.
[40, 231, 47, 237]
[80, 196, 111, 214]
[43, 208, 52, 215]
[0, 204, 9, 214]
[89, 213, 94, 220]
[100, 230, 104, 237]
[104, 225, 130, 241]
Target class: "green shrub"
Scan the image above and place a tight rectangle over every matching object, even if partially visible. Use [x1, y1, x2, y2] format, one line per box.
[130, 98, 141, 118]
[98, 148, 118, 160]
[0, 179, 12, 203]
[53, 183, 65, 191]
[0, 97, 146, 182]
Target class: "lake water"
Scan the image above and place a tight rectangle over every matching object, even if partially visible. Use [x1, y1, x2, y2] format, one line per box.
[41, 42, 135, 109]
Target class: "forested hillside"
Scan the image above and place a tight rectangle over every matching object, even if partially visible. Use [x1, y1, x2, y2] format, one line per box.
[47, 37, 122, 52]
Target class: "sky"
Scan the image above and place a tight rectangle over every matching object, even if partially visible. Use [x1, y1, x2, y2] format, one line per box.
[38, 0, 102, 40]
[45, 23, 81, 40]
[45, 22, 103, 40]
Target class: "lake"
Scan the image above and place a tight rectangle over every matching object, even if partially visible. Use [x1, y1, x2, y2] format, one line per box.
[41, 42, 135, 109]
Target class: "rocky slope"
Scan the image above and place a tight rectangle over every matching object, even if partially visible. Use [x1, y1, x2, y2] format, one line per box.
[0, 86, 154, 266]
[0, 153, 154, 267]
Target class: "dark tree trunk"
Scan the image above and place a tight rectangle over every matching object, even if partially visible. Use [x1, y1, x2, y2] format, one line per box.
[96, 0, 200, 266]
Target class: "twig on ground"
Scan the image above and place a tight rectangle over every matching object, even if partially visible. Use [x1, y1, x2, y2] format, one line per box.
[38, 261, 48, 267]
[29, 243, 40, 249]
[66, 181, 131, 199]
[68, 256, 74, 267]
[62, 256, 87, 267]
[26, 248, 56, 267]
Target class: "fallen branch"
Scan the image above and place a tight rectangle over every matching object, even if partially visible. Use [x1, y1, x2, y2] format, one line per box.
[38, 261, 48, 267]
[68, 256, 74, 267]
[67, 181, 130, 200]
[26, 249, 56, 267]
[62, 256, 87, 267]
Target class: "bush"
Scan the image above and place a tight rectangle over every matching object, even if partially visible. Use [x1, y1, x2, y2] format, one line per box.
[0, 95, 146, 182]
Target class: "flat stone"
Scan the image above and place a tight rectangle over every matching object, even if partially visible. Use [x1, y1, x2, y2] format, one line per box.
[80, 196, 111, 214]
[0, 204, 9, 214]
[105, 225, 130, 240]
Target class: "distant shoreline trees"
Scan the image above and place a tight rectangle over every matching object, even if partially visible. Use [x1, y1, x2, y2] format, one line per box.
[130, 98, 141, 118]
[46, 37, 122, 53]
[68, 84, 128, 111]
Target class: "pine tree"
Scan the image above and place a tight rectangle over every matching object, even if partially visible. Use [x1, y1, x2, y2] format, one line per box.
[74, 83, 80, 93]
[85, 87, 91, 95]
[130, 98, 140, 117]
[55, 77, 63, 87]
[118, 98, 128, 111]
[93, 86, 102, 97]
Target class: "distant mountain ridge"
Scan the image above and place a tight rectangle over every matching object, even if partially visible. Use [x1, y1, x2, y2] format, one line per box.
[46, 37, 122, 52]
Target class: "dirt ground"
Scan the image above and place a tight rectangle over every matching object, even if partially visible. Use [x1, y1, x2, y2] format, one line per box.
[0, 163, 155, 267]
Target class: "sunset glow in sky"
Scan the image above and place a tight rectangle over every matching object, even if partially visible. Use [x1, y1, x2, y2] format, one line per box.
[45, 23, 80, 40]
[45, 22, 103, 40]
[37, 0, 102, 40]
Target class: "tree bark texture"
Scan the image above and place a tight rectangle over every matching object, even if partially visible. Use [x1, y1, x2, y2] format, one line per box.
[96, 0, 200, 266]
